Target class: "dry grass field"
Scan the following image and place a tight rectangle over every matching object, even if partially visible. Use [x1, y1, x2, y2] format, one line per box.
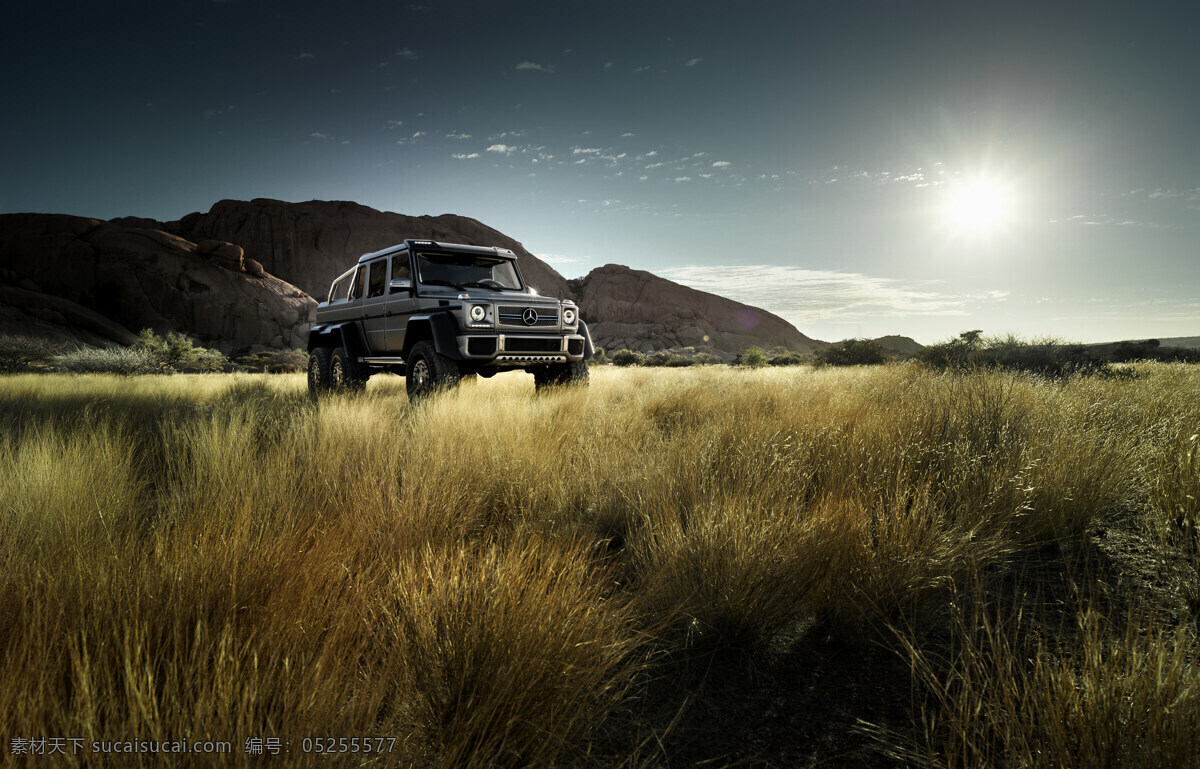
[2, 364, 1200, 767]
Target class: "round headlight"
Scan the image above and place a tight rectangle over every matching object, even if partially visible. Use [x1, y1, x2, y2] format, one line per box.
[470, 305, 486, 322]
[563, 308, 576, 325]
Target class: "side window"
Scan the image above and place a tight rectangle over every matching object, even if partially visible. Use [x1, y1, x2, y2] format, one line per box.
[349, 265, 367, 301]
[367, 259, 387, 298]
[390, 253, 412, 293]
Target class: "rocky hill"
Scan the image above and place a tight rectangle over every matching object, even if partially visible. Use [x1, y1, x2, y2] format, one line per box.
[165, 198, 571, 303]
[0, 214, 314, 351]
[572, 264, 822, 355]
[1, 199, 823, 356]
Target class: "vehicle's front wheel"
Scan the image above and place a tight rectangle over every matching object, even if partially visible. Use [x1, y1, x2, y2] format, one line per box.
[308, 347, 332, 398]
[405, 341, 461, 401]
[533, 359, 589, 391]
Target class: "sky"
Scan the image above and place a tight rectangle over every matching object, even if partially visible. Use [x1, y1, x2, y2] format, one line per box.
[3, 0, 1198, 344]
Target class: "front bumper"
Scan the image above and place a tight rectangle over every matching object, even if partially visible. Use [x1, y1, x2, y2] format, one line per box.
[457, 333, 587, 365]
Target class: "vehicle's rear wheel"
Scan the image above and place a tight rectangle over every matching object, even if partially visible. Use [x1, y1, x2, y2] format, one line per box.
[330, 346, 368, 392]
[533, 359, 589, 391]
[405, 341, 461, 401]
[308, 347, 332, 398]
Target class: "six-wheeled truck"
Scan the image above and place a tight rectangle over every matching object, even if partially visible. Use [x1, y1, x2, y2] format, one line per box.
[307, 239, 593, 400]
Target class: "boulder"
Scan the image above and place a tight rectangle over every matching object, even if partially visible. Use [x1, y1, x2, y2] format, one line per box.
[0, 214, 316, 352]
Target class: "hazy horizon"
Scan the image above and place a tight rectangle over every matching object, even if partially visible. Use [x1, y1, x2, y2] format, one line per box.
[3, 1, 1198, 345]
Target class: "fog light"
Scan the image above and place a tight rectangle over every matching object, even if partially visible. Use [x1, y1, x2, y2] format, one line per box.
[470, 305, 486, 322]
[563, 308, 576, 325]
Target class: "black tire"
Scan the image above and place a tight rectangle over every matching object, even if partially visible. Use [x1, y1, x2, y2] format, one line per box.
[533, 359, 589, 391]
[308, 347, 332, 398]
[330, 346, 368, 392]
[405, 340, 461, 401]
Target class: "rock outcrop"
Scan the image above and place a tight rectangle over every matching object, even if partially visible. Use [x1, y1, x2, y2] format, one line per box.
[0, 214, 315, 352]
[165, 198, 571, 301]
[573, 264, 822, 355]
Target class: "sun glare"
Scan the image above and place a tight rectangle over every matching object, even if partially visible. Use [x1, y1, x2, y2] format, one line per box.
[942, 177, 1016, 236]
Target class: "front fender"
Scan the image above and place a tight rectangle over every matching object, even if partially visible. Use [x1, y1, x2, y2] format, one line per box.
[404, 312, 463, 360]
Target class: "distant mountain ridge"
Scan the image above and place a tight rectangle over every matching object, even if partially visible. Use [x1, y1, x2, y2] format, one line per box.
[0, 198, 823, 356]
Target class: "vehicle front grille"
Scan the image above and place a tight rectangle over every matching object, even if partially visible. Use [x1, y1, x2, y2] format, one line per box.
[503, 337, 563, 353]
[498, 305, 559, 328]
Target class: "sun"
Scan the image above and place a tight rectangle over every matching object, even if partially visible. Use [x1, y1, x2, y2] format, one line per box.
[941, 177, 1016, 236]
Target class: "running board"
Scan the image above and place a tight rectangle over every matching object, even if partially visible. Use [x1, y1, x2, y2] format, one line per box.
[362, 356, 406, 364]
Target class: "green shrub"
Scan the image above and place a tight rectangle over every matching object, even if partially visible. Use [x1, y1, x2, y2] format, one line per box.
[134, 329, 228, 372]
[769, 352, 807, 366]
[918, 331, 1111, 379]
[0, 334, 63, 373]
[591, 347, 610, 365]
[741, 347, 768, 368]
[816, 338, 885, 366]
[610, 349, 644, 367]
[692, 352, 725, 365]
[234, 349, 308, 373]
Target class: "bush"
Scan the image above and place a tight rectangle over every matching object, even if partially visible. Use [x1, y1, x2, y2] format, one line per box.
[692, 352, 725, 365]
[769, 352, 807, 366]
[642, 351, 672, 367]
[610, 349, 644, 367]
[234, 349, 308, 373]
[52, 346, 167, 375]
[591, 347, 610, 365]
[132, 329, 229, 372]
[0, 334, 63, 373]
[741, 347, 768, 368]
[918, 331, 1112, 379]
[816, 338, 884, 366]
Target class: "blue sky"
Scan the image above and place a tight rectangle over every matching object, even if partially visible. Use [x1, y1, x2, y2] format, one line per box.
[3, 0, 1199, 343]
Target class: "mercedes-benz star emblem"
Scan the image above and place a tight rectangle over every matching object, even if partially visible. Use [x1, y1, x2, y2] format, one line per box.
[522, 308, 538, 326]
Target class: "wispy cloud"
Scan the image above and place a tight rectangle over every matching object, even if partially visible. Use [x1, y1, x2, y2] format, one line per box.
[657, 264, 1006, 323]
[395, 48, 418, 60]
[486, 144, 516, 154]
[452, 153, 480, 160]
[1052, 214, 1155, 227]
[685, 58, 702, 67]
[712, 161, 731, 168]
[445, 131, 472, 139]
[536, 253, 584, 265]
[396, 131, 426, 145]
[310, 132, 327, 139]
[515, 61, 555, 73]
[296, 51, 314, 60]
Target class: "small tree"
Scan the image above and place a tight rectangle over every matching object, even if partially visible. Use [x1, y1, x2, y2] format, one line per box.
[0, 334, 63, 373]
[817, 338, 884, 366]
[741, 347, 768, 367]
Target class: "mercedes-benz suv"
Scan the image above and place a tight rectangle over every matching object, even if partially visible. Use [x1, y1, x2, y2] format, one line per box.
[307, 239, 593, 400]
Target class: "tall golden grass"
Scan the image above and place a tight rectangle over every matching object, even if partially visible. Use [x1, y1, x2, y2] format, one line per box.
[1, 364, 1199, 767]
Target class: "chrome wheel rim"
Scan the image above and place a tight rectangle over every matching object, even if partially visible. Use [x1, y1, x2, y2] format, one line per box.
[412, 359, 430, 390]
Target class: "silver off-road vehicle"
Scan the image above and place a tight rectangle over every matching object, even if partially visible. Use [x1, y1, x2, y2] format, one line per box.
[307, 239, 593, 400]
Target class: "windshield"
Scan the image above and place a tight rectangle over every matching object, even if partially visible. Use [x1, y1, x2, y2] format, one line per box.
[415, 251, 523, 290]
